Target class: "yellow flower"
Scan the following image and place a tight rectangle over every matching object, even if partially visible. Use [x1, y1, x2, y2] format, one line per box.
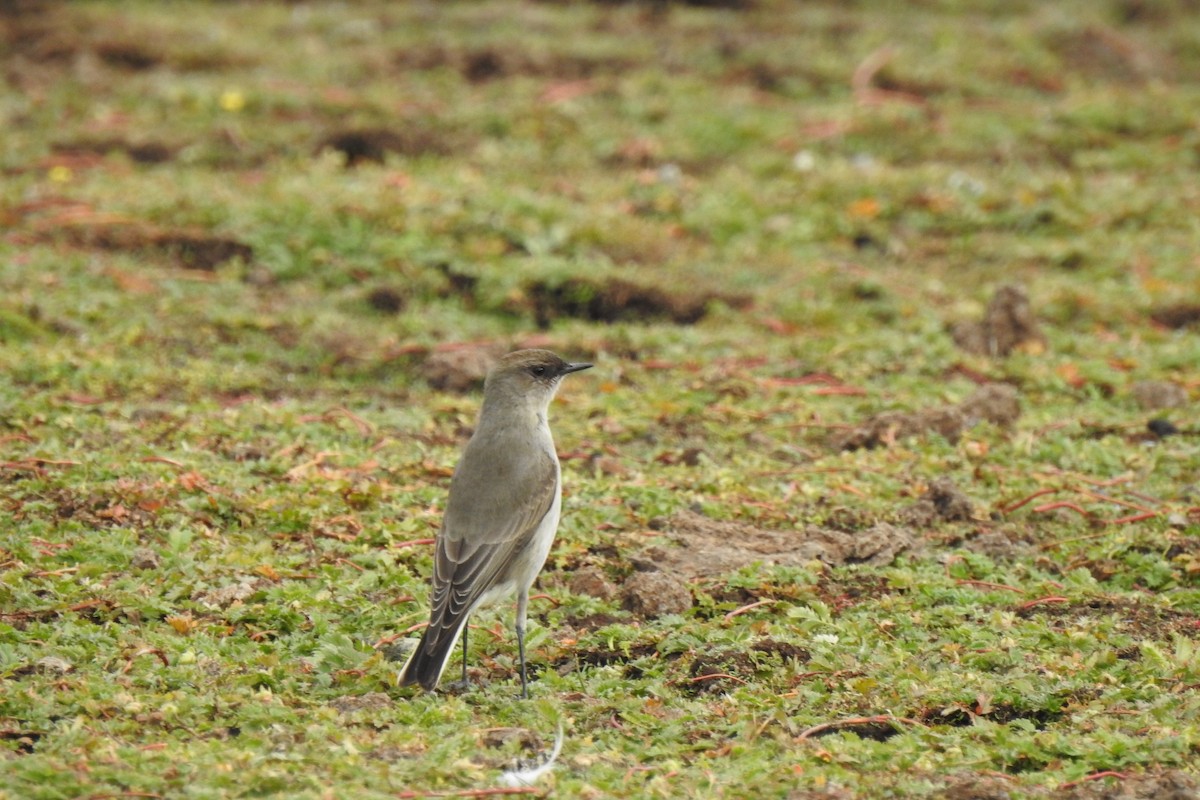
[219, 89, 246, 112]
[48, 165, 73, 183]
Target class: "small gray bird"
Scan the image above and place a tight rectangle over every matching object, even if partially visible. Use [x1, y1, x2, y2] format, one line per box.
[398, 349, 592, 696]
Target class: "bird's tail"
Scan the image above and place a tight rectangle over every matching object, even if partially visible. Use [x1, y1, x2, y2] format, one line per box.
[397, 618, 467, 691]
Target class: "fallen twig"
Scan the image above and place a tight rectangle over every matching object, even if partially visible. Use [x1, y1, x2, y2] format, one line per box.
[1017, 596, 1069, 611]
[393, 538, 437, 549]
[998, 488, 1060, 515]
[724, 599, 777, 622]
[1058, 770, 1129, 790]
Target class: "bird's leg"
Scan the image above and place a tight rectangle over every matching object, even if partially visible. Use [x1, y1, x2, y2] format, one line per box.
[516, 591, 529, 699]
[461, 624, 469, 686]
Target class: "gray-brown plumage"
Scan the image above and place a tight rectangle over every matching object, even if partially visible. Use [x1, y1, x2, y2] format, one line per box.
[398, 349, 592, 696]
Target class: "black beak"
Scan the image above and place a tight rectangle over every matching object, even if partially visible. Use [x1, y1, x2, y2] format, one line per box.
[561, 362, 593, 375]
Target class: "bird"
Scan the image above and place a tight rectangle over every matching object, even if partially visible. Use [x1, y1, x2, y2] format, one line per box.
[398, 349, 593, 697]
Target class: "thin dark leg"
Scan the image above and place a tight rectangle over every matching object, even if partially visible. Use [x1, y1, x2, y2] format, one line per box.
[461, 624, 469, 686]
[516, 623, 528, 699]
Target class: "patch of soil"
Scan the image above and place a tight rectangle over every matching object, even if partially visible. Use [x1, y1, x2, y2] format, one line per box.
[421, 343, 504, 393]
[940, 774, 1015, 800]
[193, 578, 268, 610]
[327, 692, 391, 714]
[561, 611, 624, 633]
[93, 39, 163, 70]
[45, 222, 253, 271]
[1130, 380, 1187, 411]
[1015, 597, 1199, 640]
[621, 570, 692, 618]
[8, 486, 162, 530]
[918, 702, 1062, 729]
[1, 7, 249, 77]
[394, 44, 632, 83]
[803, 718, 904, 742]
[834, 382, 1020, 451]
[903, 477, 975, 526]
[832, 406, 966, 450]
[1150, 303, 1200, 330]
[949, 284, 1044, 357]
[316, 124, 460, 166]
[0, 729, 41, 755]
[525, 276, 750, 328]
[960, 383, 1021, 427]
[678, 638, 810, 696]
[480, 727, 542, 751]
[638, 510, 915, 582]
[959, 524, 1041, 561]
[554, 639, 659, 671]
[1052, 769, 1198, 800]
[569, 566, 618, 601]
[1045, 24, 1161, 84]
[52, 138, 177, 164]
[365, 286, 406, 314]
[816, 574, 899, 613]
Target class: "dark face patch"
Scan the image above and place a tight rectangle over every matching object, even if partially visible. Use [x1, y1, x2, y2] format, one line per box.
[525, 356, 567, 384]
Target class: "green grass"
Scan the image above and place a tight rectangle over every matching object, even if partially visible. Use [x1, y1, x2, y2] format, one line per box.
[3, 0, 1200, 797]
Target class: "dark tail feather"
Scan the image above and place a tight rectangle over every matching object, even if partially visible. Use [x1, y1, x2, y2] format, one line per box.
[398, 619, 466, 691]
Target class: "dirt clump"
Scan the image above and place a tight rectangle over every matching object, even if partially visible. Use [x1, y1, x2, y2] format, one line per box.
[1130, 380, 1187, 411]
[1045, 24, 1161, 85]
[834, 383, 1020, 451]
[904, 477, 975, 526]
[422, 343, 503, 393]
[47, 222, 253, 271]
[940, 774, 1014, 800]
[949, 284, 1044, 357]
[833, 406, 965, 450]
[622, 570, 692, 618]
[316, 125, 459, 166]
[525, 276, 750, 328]
[1016, 597, 1198, 641]
[959, 383, 1021, 427]
[1150, 303, 1200, 330]
[52, 138, 176, 164]
[569, 566, 618, 601]
[1051, 769, 1197, 800]
[637, 510, 914, 581]
[394, 44, 631, 83]
[130, 547, 161, 570]
[327, 692, 391, 714]
[365, 286, 406, 314]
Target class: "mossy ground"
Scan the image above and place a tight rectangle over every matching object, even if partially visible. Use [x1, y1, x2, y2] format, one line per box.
[2, 1, 1200, 798]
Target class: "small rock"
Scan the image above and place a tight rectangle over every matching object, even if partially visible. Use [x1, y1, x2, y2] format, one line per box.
[36, 656, 73, 675]
[621, 571, 692, 618]
[130, 547, 161, 570]
[569, 567, 617, 601]
[1132, 380, 1188, 411]
[1148, 418, 1180, 438]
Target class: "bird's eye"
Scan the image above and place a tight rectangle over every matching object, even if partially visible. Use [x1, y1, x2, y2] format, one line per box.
[531, 366, 547, 377]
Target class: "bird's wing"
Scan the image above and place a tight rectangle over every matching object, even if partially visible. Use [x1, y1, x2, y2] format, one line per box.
[423, 446, 559, 648]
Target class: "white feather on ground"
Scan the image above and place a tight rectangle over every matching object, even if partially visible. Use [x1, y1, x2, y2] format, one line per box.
[498, 724, 564, 788]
